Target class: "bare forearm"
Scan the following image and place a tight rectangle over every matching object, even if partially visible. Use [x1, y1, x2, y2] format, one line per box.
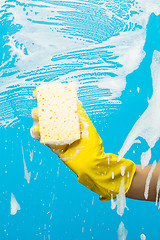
[126, 160, 160, 201]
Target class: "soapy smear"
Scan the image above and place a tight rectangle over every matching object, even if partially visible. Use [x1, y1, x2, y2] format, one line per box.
[10, 193, 20, 215]
[111, 178, 128, 216]
[22, 144, 31, 184]
[155, 175, 160, 206]
[0, 0, 159, 205]
[140, 233, 146, 240]
[116, 178, 128, 216]
[141, 148, 151, 169]
[0, 1, 160, 239]
[144, 160, 157, 199]
[1, 0, 160, 125]
[118, 51, 160, 162]
[30, 150, 33, 162]
[117, 222, 128, 240]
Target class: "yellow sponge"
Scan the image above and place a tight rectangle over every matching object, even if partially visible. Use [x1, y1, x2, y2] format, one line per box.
[36, 82, 80, 145]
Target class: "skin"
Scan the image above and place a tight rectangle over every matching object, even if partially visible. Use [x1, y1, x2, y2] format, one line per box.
[126, 161, 160, 201]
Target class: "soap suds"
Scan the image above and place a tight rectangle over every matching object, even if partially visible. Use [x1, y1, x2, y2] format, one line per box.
[0, 1, 160, 239]
[118, 51, 160, 162]
[22, 144, 31, 184]
[117, 222, 128, 240]
[30, 150, 33, 162]
[140, 233, 146, 240]
[141, 148, 151, 169]
[10, 193, 20, 215]
[144, 160, 157, 199]
[111, 178, 128, 216]
[155, 175, 160, 206]
[1, 0, 160, 124]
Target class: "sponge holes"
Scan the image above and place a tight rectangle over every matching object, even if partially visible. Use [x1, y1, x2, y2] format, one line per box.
[50, 110, 56, 114]
[51, 127, 57, 130]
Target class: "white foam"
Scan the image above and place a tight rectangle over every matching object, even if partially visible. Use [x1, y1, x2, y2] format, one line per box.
[0, 0, 5, 9]
[111, 178, 128, 216]
[117, 222, 128, 240]
[141, 148, 151, 169]
[140, 233, 146, 240]
[0, 0, 148, 92]
[155, 175, 160, 206]
[29, 150, 33, 162]
[10, 193, 20, 215]
[144, 160, 157, 199]
[111, 194, 117, 210]
[116, 178, 128, 216]
[22, 144, 31, 184]
[120, 166, 126, 177]
[118, 51, 160, 161]
[0, 117, 19, 128]
[1, 0, 160, 126]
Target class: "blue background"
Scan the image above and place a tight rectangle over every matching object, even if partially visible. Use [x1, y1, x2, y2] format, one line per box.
[0, 0, 160, 239]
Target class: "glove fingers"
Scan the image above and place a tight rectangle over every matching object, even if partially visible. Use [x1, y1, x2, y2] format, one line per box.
[31, 108, 39, 121]
[47, 143, 69, 156]
[33, 89, 37, 99]
[77, 101, 94, 137]
[78, 101, 91, 125]
[30, 123, 40, 140]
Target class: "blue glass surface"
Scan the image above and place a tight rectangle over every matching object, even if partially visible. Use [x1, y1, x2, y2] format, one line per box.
[0, 0, 160, 239]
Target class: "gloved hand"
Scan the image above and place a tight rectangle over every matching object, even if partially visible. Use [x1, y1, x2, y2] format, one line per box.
[31, 94, 136, 201]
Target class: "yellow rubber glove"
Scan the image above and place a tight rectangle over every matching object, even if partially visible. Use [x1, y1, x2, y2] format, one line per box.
[31, 99, 136, 201]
